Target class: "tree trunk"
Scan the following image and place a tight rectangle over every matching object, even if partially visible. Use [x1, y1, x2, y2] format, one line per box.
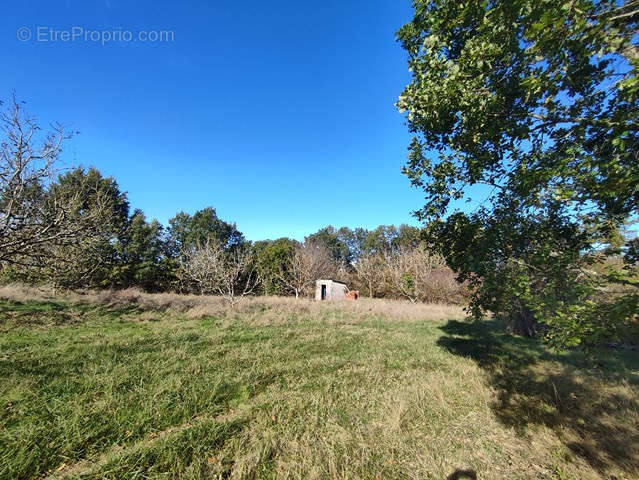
[512, 306, 544, 338]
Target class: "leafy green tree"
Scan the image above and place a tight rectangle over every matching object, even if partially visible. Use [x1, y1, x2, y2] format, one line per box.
[305, 226, 352, 265]
[166, 207, 244, 257]
[44, 167, 130, 289]
[398, 0, 638, 346]
[114, 210, 170, 291]
[252, 238, 297, 295]
[167, 207, 247, 294]
[361, 226, 397, 256]
[360, 225, 422, 256]
[395, 224, 423, 251]
[335, 227, 368, 262]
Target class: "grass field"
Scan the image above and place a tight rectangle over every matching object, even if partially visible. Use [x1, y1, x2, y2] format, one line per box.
[0, 287, 638, 480]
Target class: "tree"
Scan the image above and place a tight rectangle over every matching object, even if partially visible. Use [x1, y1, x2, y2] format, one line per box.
[336, 227, 368, 262]
[43, 167, 130, 289]
[361, 225, 422, 256]
[353, 253, 386, 298]
[178, 239, 259, 304]
[305, 226, 352, 265]
[166, 207, 244, 257]
[361, 226, 398, 256]
[278, 241, 337, 298]
[252, 238, 297, 295]
[0, 96, 73, 268]
[398, 0, 639, 346]
[0, 97, 167, 291]
[384, 246, 447, 303]
[114, 210, 169, 291]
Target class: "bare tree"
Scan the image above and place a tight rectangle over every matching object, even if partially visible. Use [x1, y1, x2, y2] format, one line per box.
[354, 253, 386, 298]
[278, 241, 337, 298]
[44, 231, 115, 291]
[0, 96, 69, 266]
[0, 98, 127, 287]
[179, 240, 259, 304]
[384, 247, 447, 303]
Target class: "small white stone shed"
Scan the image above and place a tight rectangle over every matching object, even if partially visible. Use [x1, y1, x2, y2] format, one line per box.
[315, 279, 348, 301]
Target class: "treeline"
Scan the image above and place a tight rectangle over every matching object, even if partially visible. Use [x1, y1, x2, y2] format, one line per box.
[0, 96, 464, 303]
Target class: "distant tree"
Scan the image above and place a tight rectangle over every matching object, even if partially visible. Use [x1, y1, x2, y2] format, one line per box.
[384, 247, 447, 303]
[179, 239, 259, 304]
[43, 167, 130, 289]
[394, 225, 422, 251]
[278, 241, 337, 298]
[361, 226, 398, 256]
[360, 225, 422, 256]
[115, 210, 169, 291]
[336, 227, 368, 262]
[252, 238, 297, 295]
[167, 207, 244, 257]
[398, 0, 639, 346]
[626, 238, 639, 267]
[353, 253, 386, 298]
[305, 226, 352, 265]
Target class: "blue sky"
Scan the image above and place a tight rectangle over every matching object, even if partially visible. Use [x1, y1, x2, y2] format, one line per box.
[1, 0, 424, 241]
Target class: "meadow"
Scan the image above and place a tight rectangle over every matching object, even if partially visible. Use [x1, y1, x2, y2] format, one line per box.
[0, 286, 637, 480]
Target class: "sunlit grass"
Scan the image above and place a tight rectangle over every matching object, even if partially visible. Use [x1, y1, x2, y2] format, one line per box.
[0, 290, 637, 479]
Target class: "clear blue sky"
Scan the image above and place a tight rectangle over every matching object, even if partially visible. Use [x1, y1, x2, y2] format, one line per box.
[1, 0, 425, 241]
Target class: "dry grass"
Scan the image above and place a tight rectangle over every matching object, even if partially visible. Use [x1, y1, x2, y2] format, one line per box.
[0, 283, 467, 322]
[0, 284, 637, 480]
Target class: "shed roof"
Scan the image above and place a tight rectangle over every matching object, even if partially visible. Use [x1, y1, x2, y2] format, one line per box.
[316, 279, 348, 286]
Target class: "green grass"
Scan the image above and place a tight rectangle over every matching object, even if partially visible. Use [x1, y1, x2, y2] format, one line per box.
[0, 297, 637, 479]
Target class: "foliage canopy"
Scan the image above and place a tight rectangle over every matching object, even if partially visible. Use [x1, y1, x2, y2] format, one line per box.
[398, 0, 639, 346]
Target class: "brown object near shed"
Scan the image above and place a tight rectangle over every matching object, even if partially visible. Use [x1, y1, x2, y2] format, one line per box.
[345, 291, 359, 301]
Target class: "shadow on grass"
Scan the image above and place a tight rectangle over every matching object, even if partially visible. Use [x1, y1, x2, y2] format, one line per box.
[0, 299, 145, 330]
[437, 319, 639, 476]
[446, 468, 477, 479]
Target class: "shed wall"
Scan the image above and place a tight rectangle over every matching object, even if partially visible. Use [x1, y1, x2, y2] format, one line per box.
[315, 280, 348, 301]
